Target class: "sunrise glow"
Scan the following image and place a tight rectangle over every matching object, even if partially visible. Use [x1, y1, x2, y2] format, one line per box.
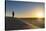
[30, 7, 44, 18]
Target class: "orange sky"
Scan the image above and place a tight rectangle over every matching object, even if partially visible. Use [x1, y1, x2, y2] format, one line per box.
[15, 6, 44, 18]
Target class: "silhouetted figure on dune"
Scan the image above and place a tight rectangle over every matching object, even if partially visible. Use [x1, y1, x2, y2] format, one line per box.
[12, 11, 14, 18]
[12, 11, 15, 22]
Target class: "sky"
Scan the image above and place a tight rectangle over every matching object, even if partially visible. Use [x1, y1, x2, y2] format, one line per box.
[6, 1, 44, 18]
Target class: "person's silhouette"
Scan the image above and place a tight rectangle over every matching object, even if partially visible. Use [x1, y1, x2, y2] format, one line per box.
[12, 11, 14, 17]
[12, 11, 15, 22]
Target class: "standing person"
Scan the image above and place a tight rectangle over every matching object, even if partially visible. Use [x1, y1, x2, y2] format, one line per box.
[12, 11, 15, 23]
[12, 11, 14, 18]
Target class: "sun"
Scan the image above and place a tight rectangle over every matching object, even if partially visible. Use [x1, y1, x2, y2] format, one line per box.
[31, 7, 44, 18]
[36, 12, 44, 18]
[35, 11, 44, 18]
